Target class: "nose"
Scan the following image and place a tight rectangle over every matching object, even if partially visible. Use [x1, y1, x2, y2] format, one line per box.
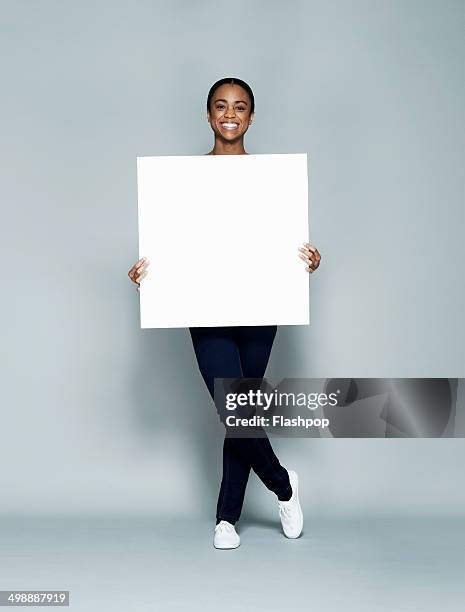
[224, 106, 236, 118]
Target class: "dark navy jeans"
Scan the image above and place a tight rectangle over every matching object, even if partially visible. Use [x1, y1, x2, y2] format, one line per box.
[189, 325, 291, 524]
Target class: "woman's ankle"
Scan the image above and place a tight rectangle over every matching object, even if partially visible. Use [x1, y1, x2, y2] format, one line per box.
[216, 517, 237, 525]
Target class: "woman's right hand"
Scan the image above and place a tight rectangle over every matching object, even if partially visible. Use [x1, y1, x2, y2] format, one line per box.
[128, 257, 150, 291]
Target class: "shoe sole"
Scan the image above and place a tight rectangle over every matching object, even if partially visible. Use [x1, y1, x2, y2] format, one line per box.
[214, 541, 240, 550]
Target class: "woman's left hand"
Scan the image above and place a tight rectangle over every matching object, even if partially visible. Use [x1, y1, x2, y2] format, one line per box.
[298, 242, 321, 273]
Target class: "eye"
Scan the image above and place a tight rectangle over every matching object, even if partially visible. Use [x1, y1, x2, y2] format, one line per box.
[216, 104, 225, 109]
[237, 107, 246, 111]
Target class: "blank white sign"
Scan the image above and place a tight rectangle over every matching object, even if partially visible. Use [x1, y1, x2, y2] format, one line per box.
[136, 153, 309, 328]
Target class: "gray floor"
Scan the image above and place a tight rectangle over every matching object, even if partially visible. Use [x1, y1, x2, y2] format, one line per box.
[0, 515, 464, 611]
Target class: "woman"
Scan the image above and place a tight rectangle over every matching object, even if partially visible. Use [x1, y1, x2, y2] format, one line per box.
[128, 77, 321, 549]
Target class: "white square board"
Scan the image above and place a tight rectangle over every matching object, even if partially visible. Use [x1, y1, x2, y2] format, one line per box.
[136, 153, 309, 328]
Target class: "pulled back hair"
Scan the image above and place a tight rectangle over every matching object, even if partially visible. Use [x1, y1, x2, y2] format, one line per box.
[207, 77, 255, 114]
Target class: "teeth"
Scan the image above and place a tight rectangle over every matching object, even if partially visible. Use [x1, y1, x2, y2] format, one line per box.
[222, 123, 238, 129]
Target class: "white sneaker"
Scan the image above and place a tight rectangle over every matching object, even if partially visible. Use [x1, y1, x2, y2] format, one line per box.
[278, 469, 303, 538]
[213, 520, 240, 549]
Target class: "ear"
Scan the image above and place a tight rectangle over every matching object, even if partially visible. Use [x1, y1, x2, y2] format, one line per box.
[207, 110, 211, 123]
[249, 111, 255, 125]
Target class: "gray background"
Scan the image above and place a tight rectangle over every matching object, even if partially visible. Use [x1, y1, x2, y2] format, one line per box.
[1, 0, 464, 523]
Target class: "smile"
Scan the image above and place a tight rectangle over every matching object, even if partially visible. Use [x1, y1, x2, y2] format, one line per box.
[221, 122, 239, 130]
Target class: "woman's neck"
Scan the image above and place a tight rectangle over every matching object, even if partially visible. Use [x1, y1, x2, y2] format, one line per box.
[207, 138, 247, 155]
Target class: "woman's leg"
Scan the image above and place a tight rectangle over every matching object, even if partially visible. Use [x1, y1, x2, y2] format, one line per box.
[232, 325, 292, 501]
[189, 326, 251, 525]
[189, 325, 291, 525]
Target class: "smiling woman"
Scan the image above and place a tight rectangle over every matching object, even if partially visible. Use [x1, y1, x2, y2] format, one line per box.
[206, 77, 255, 155]
[127, 76, 321, 550]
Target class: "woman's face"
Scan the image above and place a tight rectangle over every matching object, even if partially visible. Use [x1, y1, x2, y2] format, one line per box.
[207, 83, 254, 141]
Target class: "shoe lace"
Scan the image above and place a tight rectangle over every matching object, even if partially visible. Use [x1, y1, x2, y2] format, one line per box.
[217, 521, 234, 534]
[278, 501, 293, 518]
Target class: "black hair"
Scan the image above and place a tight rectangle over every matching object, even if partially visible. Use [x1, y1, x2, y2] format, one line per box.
[207, 77, 255, 114]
